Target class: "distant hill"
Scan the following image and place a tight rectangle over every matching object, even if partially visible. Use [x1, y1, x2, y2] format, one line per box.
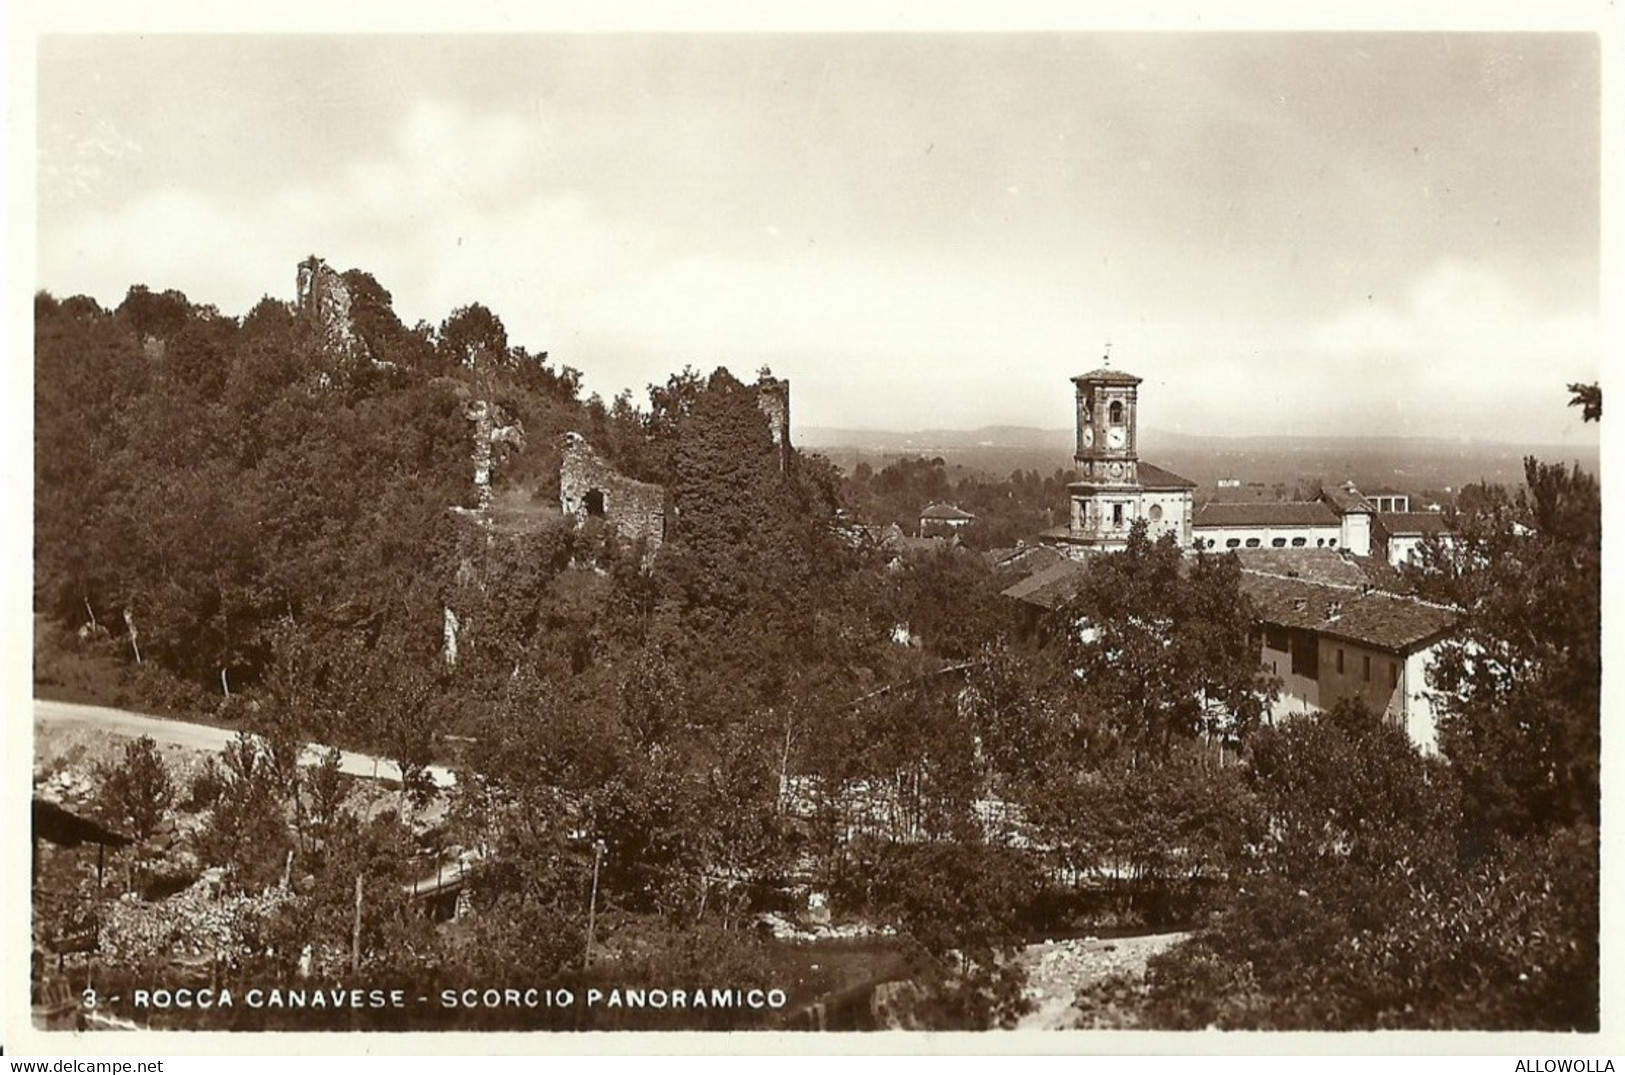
[796, 425, 1072, 452]
[801, 425, 1600, 498]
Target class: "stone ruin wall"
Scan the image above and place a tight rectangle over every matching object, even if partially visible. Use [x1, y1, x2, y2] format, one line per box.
[462, 399, 526, 513]
[756, 375, 791, 470]
[296, 255, 357, 366]
[559, 433, 667, 551]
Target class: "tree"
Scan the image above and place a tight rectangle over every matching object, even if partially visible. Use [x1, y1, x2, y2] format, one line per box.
[1051, 523, 1273, 761]
[869, 841, 1040, 1029]
[1567, 381, 1601, 422]
[358, 652, 444, 812]
[95, 735, 174, 841]
[1023, 742, 1259, 920]
[437, 303, 509, 371]
[1410, 456, 1600, 839]
[196, 731, 295, 891]
[1141, 701, 1594, 1031]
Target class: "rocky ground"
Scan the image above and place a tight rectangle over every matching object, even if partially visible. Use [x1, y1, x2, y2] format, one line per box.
[34, 710, 451, 971]
[1012, 931, 1189, 1030]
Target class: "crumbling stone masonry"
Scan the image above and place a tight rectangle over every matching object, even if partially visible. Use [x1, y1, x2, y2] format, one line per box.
[463, 399, 526, 512]
[296, 255, 356, 363]
[756, 373, 791, 471]
[559, 433, 667, 551]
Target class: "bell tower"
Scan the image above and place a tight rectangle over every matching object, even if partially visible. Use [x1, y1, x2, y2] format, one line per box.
[1066, 351, 1145, 550]
[1072, 351, 1141, 485]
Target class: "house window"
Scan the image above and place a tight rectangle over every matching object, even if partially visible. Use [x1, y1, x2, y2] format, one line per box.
[1328, 539, 1338, 547]
[1363, 654, 1371, 681]
[1290, 629, 1319, 680]
[1245, 538, 1261, 548]
[1112, 503, 1125, 528]
[1226, 538, 1241, 549]
[584, 489, 607, 517]
[1109, 400, 1124, 425]
[1291, 537, 1307, 547]
[1336, 648, 1345, 674]
[1271, 537, 1287, 548]
[1149, 504, 1164, 522]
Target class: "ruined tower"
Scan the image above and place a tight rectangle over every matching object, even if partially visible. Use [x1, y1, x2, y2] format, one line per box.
[296, 255, 357, 367]
[755, 372, 791, 471]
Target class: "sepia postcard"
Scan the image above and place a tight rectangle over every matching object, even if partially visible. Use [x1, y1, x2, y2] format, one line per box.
[5, 0, 1619, 1060]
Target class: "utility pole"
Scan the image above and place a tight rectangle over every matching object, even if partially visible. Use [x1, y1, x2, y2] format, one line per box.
[351, 874, 364, 976]
[584, 840, 606, 969]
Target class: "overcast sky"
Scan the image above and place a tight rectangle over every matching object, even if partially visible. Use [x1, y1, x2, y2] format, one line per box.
[36, 32, 1602, 444]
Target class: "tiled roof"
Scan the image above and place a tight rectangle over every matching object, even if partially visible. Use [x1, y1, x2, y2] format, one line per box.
[1071, 367, 1143, 386]
[984, 544, 1067, 575]
[1352, 555, 1418, 596]
[1319, 486, 1376, 514]
[1194, 501, 1340, 528]
[1001, 558, 1093, 610]
[1231, 547, 1370, 586]
[1239, 572, 1457, 653]
[891, 535, 947, 554]
[920, 502, 976, 521]
[1138, 462, 1198, 490]
[1376, 512, 1453, 537]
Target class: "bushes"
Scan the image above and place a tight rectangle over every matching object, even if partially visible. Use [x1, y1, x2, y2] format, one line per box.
[183, 758, 227, 812]
[1137, 703, 1598, 1031]
[862, 841, 1040, 1029]
[94, 735, 174, 841]
[194, 732, 294, 892]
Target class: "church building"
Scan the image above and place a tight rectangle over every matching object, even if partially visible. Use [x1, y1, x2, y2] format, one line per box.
[1009, 356, 1456, 754]
[1048, 360, 1196, 554]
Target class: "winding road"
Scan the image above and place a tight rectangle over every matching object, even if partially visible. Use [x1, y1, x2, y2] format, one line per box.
[32, 698, 457, 789]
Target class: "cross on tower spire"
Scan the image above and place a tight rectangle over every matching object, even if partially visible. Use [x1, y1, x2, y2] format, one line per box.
[1103, 341, 1112, 367]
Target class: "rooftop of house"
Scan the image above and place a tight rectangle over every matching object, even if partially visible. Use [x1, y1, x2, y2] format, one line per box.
[1230, 547, 1372, 587]
[1319, 485, 1377, 515]
[1137, 462, 1199, 490]
[983, 543, 1068, 575]
[1240, 572, 1457, 653]
[1376, 512, 1455, 537]
[1194, 501, 1342, 528]
[1233, 546, 1416, 595]
[1000, 557, 1093, 611]
[920, 503, 976, 521]
[33, 798, 133, 848]
[891, 534, 950, 556]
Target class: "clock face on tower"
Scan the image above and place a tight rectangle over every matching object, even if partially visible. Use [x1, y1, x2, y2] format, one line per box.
[1082, 425, 1094, 447]
[1108, 461, 1124, 479]
[1106, 427, 1126, 450]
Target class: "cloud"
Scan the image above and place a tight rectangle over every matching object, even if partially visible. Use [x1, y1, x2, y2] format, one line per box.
[39, 95, 1111, 426]
[1310, 259, 1596, 363]
[41, 98, 589, 322]
[37, 119, 142, 210]
[35, 87, 1599, 444]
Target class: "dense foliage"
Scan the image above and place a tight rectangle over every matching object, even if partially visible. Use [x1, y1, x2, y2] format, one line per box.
[34, 271, 1599, 1032]
[843, 455, 1073, 550]
[1134, 448, 1601, 1030]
